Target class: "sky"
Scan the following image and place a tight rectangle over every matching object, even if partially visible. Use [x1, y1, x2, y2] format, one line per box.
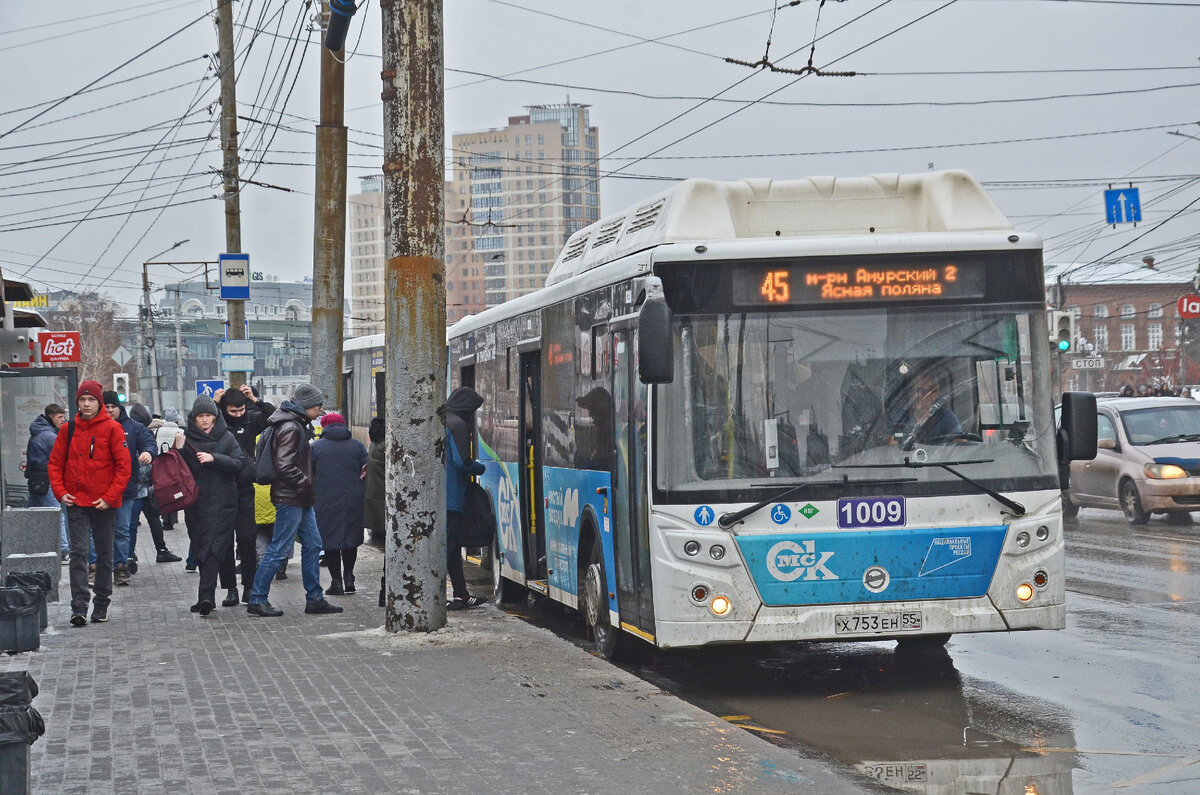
[2, 0, 1199, 313]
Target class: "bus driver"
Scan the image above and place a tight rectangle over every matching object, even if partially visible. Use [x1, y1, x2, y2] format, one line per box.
[888, 369, 963, 445]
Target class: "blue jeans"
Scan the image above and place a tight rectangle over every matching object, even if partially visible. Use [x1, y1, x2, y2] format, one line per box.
[249, 504, 323, 605]
[90, 499, 133, 567]
[28, 489, 68, 554]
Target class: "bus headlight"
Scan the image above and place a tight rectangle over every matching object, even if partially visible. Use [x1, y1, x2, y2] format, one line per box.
[683, 540, 701, 556]
[710, 595, 732, 616]
[1145, 463, 1188, 479]
[1016, 583, 1034, 602]
[1036, 525, 1049, 541]
[709, 544, 726, 560]
[1016, 531, 1030, 548]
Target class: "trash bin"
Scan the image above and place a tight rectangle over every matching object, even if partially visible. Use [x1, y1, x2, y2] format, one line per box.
[3, 575, 50, 632]
[0, 672, 44, 795]
[0, 589, 42, 654]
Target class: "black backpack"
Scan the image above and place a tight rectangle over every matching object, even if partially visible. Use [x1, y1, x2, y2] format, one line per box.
[253, 426, 276, 485]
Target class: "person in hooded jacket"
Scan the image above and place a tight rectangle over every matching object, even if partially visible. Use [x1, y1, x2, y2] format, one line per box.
[312, 412, 368, 595]
[156, 408, 183, 530]
[246, 384, 341, 617]
[48, 380, 131, 626]
[26, 404, 69, 558]
[174, 394, 249, 616]
[126, 404, 181, 566]
[364, 416, 386, 542]
[445, 386, 488, 610]
[213, 384, 275, 604]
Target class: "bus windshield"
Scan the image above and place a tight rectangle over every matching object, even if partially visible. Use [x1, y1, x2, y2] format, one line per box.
[654, 304, 1058, 502]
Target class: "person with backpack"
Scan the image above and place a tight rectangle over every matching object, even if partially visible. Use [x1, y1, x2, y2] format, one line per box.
[127, 404, 181, 566]
[25, 403, 69, 559]
[246, 383, 342, 617]
[93, 392, 156, 586]
[312, 412, 367, 595]
[173, 394, 248, 616]
[47, 380, 132, 626]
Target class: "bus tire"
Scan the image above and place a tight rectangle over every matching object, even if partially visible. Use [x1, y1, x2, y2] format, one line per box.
[491, 537, 525, 604]
[582, 540, 624, 661]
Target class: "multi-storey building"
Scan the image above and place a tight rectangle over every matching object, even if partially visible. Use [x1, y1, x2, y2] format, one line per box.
[1046, 261, 1198, 392]
[450, 102, 601, 307]
[347, 102, 601, 333]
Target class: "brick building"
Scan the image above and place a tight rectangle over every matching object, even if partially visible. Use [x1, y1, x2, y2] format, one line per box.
[1046, 261, 1197, 393]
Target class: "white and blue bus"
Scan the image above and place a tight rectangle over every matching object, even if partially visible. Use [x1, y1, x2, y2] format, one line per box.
[375, 171, 1095, 659]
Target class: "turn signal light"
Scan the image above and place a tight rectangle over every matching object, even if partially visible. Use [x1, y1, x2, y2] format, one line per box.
[690, 585, 709, 603]
[1016, 583, 1034, 602]
[710, 595, 731, 616]
[1033, 570, 1049, 588]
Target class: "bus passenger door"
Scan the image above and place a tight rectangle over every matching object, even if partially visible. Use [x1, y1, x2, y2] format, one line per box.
[518, 351, 547, 586]
[612, 331, 655, 636]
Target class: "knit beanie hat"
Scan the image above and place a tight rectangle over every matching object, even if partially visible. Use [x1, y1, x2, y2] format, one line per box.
[163, 407, 181, 424]
[76, 380, 104, 404]
[320, 412, 345, 427]
[292, 383, 324, 409]
[191, 394, 219, 418]
[102, 390, 121, 407]
[129, 403, 152, 426]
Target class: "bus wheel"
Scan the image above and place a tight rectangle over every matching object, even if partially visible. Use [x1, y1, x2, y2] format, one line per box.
[895, 634, 951, 653]
[492, 537, 525, 604]
[582, 543, 623, 660]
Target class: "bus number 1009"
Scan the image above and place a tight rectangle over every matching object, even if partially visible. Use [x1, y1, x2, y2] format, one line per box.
[837, 496, 905, 529]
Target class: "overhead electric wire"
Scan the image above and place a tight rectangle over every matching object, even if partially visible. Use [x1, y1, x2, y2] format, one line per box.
[0, 57, 207, 119]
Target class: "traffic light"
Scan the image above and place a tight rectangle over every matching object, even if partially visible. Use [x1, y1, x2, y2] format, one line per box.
[113, 373, 129, 402]
[1051, 311, 1074, 352]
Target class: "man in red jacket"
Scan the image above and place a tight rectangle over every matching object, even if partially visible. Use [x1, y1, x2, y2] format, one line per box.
[48, 379, 132, 626]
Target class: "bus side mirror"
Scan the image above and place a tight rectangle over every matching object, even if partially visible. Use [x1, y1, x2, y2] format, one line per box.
[1057, 391, 1097, 465]
[637, 277, 673, 384]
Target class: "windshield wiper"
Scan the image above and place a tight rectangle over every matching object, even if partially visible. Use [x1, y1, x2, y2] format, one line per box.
[1146, 433, 1200, 445]
[717, 475, 918, 529]
[837, 458, 1026, 517]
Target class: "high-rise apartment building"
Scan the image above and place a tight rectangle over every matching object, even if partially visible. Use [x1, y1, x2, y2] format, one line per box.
[449, 102, 600, 308]
[347, 174, 385, 336]
[347, 102, 600, 333]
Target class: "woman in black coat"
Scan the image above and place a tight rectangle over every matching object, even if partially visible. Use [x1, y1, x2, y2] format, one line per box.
[363, 417, 386, 542]
[312, 412, 368, 594]
[177, 395, 249, 615]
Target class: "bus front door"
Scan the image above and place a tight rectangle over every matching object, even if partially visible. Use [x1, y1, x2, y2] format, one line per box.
[612, 331, 655, 638]
[518, 351, 547, 588]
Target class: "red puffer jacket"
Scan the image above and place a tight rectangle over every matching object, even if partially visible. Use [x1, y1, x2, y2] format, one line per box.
[47, 411, 131, 508]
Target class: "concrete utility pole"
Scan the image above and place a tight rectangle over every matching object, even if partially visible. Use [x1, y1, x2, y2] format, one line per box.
[381, 0, 447, 633]
[175, 287, 185, 412]
[311, 0, 348, 410]
[215, 0, 247, 388]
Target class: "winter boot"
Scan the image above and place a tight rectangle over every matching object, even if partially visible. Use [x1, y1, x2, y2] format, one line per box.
[326, 577, 345, 596]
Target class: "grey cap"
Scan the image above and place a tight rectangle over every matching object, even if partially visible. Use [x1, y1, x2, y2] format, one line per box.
[163, 407, 181, 424]
[191, 395, 219, 418]
[292, 383, 324, 410]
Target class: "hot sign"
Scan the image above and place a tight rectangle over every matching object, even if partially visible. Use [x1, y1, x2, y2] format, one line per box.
[38, 331, 81, 362]
[1178, 295, 1200, 320]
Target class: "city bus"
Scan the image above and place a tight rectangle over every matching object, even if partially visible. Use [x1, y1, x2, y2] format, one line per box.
[439, 172, 1095, 659]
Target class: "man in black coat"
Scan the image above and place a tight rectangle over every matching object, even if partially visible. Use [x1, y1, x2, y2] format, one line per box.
[215, 384, 276, 604]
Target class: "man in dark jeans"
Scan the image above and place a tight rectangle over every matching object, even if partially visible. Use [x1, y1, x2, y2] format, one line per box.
[215, 384, 275, 605]
[47, 380, 132, 626]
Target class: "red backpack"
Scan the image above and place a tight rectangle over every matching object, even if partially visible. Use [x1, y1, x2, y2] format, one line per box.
[152, 445, 198, 513]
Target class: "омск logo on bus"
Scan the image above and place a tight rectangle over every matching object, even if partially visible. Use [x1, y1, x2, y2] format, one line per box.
[765, 540, 839, 582]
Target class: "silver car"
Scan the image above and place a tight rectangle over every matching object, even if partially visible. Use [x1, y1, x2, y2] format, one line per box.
[1064, 397, 1200, 524]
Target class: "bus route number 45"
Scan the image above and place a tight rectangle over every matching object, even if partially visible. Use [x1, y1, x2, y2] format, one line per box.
[837, 496, 905, 529]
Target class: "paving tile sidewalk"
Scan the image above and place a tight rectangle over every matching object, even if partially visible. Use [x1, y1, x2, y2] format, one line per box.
[1, 522, 865, 794]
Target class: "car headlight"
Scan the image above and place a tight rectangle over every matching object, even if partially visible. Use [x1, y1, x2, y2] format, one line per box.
[1145, 463, 1188, 479]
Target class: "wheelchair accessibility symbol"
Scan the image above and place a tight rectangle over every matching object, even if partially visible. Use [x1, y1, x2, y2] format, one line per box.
[770, 504, 791, 524]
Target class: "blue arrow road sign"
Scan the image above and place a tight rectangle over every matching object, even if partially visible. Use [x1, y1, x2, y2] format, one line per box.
[196, 379, 224, 398]
[1104, 188, 1141, 224]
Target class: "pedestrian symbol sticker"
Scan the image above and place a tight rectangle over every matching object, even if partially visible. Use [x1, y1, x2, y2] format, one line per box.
[694, 506, 715, 526]
[770, 504, 791, 524]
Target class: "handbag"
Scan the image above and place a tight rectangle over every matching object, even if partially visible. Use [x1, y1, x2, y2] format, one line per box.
[459, 481, 497, 548]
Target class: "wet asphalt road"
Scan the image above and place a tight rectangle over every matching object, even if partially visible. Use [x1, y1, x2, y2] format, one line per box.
[498, 508, 1200, 794]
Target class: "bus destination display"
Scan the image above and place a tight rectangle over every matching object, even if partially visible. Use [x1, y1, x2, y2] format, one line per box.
[732, 260, 987, 306]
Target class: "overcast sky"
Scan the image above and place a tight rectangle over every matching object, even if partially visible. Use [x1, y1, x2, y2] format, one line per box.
[2, 0, 1199, 311]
